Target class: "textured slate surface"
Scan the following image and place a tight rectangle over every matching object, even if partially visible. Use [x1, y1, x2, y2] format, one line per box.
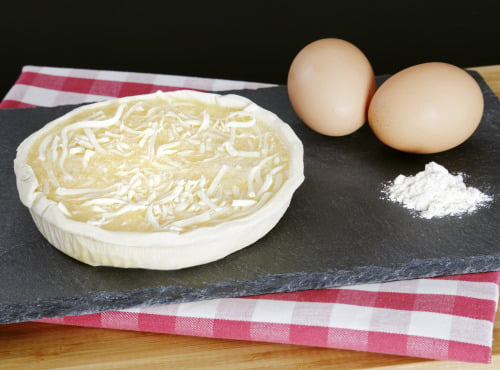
[1, 72, 499, 324]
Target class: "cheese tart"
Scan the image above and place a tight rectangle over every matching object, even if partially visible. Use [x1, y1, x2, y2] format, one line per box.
[14, 90, 304, 270]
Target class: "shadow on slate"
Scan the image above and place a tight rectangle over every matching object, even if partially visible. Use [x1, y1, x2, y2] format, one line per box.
[0, 72, 499, 323]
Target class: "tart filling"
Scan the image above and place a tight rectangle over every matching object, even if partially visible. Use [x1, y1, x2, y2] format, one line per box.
[14, 90, 304, 269]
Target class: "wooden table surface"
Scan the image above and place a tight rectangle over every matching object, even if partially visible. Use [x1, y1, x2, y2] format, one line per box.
[1, 65, 499, 369]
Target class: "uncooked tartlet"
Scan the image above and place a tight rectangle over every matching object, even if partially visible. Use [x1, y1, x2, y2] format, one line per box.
[14, 90, 304, 269]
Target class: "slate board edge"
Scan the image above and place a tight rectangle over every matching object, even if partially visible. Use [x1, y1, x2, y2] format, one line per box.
[2, 252, 499, 324]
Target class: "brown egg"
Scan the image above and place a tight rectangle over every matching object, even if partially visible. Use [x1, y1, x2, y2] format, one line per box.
[368, 62, 484, 154]
[287, 38, 376, 136]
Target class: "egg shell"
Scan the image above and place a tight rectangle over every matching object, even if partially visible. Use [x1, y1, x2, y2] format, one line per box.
[368, 62, 484, 154]
[287, 38, 376, 136]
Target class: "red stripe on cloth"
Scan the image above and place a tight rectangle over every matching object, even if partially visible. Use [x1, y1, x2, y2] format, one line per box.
[328, 328, 492, 363]
[418, 295, 497, 321]
[367, 331, 410, 357]
[245, 290, 497, 320]
[16, 71, 66, 91]
[38, 314, 102, 327]
[436, 271, 500, 284]
[137, 311, 177, 334]
[213, 318, 253, 341]
[15, 71, 202, 97]
[0, 100, 36, 109]
[289, 323, 330, 347]
[63, 312, 103, 327]
[447, 340, 493, 363]
[409, 335, 492, 363]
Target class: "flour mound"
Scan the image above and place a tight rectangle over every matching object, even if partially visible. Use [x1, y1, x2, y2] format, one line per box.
[384, 162, 493, 219]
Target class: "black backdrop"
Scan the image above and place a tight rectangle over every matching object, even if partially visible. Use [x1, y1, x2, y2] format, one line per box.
[2, 1, 499, 97]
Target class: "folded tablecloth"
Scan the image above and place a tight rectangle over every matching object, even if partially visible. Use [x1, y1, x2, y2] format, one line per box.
[2, 65, 499, 364]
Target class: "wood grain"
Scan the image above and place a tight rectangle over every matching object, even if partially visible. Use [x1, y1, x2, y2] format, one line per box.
[470, 65, 500, 96]
[1, 65, 499, 369]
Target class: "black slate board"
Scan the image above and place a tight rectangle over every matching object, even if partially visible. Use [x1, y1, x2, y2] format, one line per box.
[1, 72, 499, 324]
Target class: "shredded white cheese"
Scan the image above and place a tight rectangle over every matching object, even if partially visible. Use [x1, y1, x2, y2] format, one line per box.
[30, 95, 289, 233]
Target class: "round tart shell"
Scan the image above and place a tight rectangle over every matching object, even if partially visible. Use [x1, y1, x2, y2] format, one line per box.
[14, 90, 304, 270]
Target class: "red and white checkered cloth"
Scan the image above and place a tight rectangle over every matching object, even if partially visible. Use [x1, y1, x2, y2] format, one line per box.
[2, 65, 499, 364]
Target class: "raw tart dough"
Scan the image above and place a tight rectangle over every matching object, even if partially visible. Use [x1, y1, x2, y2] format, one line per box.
[14, 90, 304, 270]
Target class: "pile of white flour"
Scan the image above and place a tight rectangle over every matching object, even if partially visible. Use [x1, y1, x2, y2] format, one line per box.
[383, 162, 493, 219]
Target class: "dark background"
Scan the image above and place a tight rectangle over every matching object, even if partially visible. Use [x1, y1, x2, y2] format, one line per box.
[1, 1, 499, 97]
